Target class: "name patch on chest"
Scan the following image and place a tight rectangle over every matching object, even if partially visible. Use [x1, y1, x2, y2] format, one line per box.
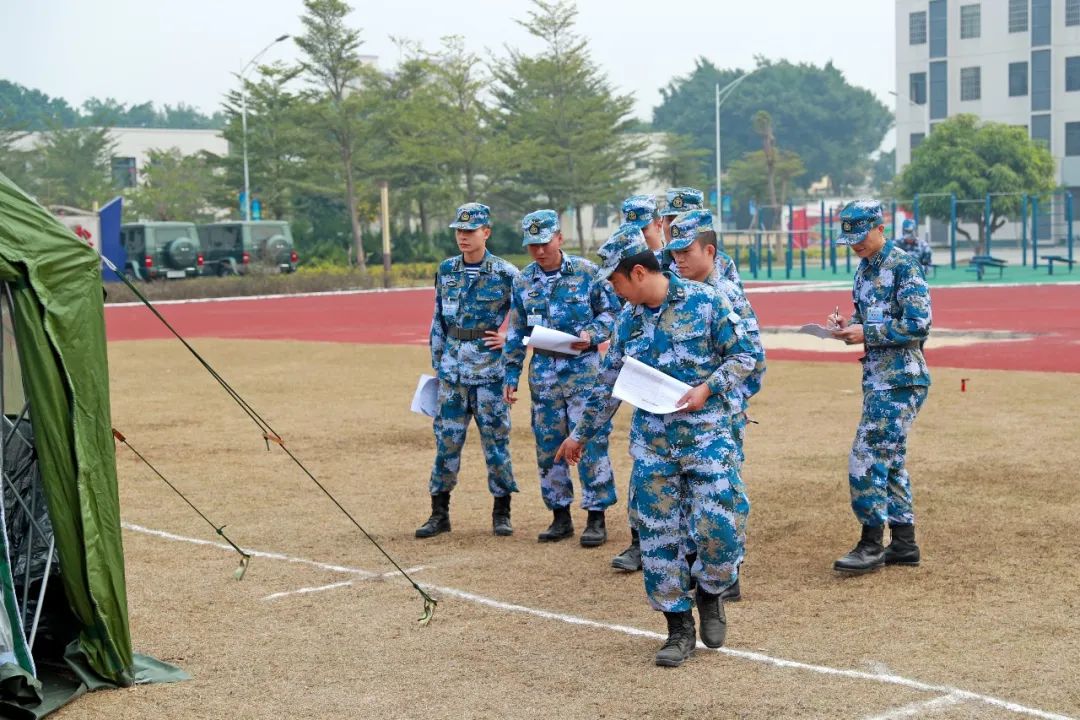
[866, 307, 885, 324]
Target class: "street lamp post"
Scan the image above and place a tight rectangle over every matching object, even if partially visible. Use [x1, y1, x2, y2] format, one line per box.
[240, 34, 290, 222]
[714, 68, 761, 228]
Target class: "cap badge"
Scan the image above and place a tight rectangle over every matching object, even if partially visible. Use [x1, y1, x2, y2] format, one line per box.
[529, 222, 540, 235]
[842, 221, 852, 232]
[671, 226, 681, 238]
[459, 211, 470, 222]
[627, 210, 637, 221]
[672, 196, 684, 208]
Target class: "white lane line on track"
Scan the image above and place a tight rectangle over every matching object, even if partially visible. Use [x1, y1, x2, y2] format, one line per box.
[860, 692, 967, 720]
[122, 522, 1076, 720]
[261, 566, 429, 601]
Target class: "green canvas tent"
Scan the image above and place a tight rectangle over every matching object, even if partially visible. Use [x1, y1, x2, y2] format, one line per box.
[0, 171, 184, 718]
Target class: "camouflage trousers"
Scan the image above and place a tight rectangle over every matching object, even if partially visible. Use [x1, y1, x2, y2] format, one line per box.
[732, 411, 748, 466]
[630, 435, 749, 612]
[530, 387, 616, 511]
[848, 387, 928, 526]
[429, 381, 518, 497]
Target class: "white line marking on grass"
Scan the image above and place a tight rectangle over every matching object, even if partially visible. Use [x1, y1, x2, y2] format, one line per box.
[861, 693, 966, 720]
[123, 523, 1076, 720]
[262, 566, 428, 601]
[106, 285, 431, 308]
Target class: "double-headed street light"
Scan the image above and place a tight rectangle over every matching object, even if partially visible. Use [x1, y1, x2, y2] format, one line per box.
[240, 34, 290, 221]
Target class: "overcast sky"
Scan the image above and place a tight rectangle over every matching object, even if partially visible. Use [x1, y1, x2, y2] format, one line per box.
[1, 0, 897, 148]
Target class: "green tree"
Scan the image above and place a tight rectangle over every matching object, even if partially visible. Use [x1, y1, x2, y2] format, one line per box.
[653, 57, 891, 191]
[0, 80, 79, 130]
[871, 149, 896, 193]
[125, 148, 224, 222]
[650, 132, 709, 189]
[893, 114, 1054, 253]
[219, 63, 310, 220]
[726, 148, 805, 226]
[0, 128, 32, 189]
[490, 0, 643, 252]
[295, 0, 371, 270]
[32, 126, 116, 208]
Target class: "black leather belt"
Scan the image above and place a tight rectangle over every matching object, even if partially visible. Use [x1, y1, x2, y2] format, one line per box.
[448, 327, 495, 340]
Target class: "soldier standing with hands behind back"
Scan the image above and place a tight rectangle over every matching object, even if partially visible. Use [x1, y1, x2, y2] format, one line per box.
[417, 203, 521, 539]
[828, 200, 932, 574]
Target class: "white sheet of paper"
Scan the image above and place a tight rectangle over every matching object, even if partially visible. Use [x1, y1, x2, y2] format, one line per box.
[410, 374, 439, 417]
[523, 325, 582, 356]
[612, 356, 692, 415]
[797, 323, 842, 340]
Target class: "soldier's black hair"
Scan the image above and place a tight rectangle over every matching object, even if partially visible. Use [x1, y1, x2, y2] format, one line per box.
[612, 250, 660, 277]
[694, 230, 718, 250]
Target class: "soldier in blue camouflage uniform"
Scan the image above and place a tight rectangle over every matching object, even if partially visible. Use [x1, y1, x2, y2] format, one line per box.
[658, 187, 743, 289]
[667, 209, 766, 601]
[503, 210, 621, 546]
[555, 226, 756, 667]
[898, 218, 933, 274]
[622, 194, 666, 251]
[417, 203, 521, 539]
[828, 200, 932, 573]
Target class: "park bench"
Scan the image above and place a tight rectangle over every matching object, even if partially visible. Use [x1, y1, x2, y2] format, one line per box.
[1042, 255, 1075, 275]
[965, 255, 1007, 281]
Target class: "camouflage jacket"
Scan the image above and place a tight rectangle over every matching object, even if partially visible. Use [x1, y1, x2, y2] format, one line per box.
[572, 274, 756, 456]
[899, 235, 933, 269]
[503, 253, 620, 395]
[430, 251, 520, 385]
[849, 241, 932, 391]
[702, 268, 765, 411]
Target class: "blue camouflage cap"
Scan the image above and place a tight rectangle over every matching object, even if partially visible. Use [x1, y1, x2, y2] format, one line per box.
[836, 200, 884, 245]
[660, 187, 705, 217]
[621, 194, 658, 228]
[901, 218, 917, 235]
[449, 202, 491, 230]
[521, 209, 560, 245]
[666, 209, 714, 251]
[596, 224, 650, 281]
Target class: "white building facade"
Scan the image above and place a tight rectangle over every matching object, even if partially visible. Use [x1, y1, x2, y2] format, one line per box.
[896, 0, 1080, 195]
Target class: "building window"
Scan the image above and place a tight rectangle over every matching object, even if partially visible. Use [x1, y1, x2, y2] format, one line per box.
[111, 157, 136, 188]
[960, 4, 981, 38]
[1032, 114, 1051, 148]
[961, 67, 981, 101]
[1033, 0, 1051, 45]
[1066, 122, 1080, 156]
[909, 72, 927, 104]
[1009, 0, 1029, 32]
[930, 61, 948, 119]
[911, 133, 926, 153]
[929, 0, 948, 57]
[909, 11, 928, 44]
[1067, 57, 1080, 91]
[1032, 49, 1051, 111]
[1009, 62, 1029, 96]
[1068, 0, 1080, 26]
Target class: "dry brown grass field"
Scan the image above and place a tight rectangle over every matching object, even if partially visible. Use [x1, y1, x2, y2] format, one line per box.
[59, 339, 1080, 719]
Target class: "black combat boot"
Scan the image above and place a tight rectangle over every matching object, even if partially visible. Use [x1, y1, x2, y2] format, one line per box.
[537, 507, 574, 542]
[655, 610, 696, 667]
[884, 523, 920, 566]
[833, 524, 886, 574]
[492, 495, 513, 537]
[415, 492, 450, 539]
[695, 587, 727, 648]
[719, 577, 742, 602]
[610, 529, 642, 571]
[579, 510, 607, 547]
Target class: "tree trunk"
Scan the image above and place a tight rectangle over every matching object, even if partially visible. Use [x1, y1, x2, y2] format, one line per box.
[575, 205, 586, 256]
[342, 145, 365, 272]
[418, 196, 430, 239]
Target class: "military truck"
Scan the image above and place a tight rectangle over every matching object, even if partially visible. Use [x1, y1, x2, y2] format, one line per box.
[119, 222, 203, 280]
[197, 220, 298, 276]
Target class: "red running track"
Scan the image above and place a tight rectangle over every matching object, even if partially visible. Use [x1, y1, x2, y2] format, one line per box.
[104, 284, 1080, 373]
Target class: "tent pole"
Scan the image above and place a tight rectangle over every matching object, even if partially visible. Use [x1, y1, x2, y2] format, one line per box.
[27, 537, 55, 650]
